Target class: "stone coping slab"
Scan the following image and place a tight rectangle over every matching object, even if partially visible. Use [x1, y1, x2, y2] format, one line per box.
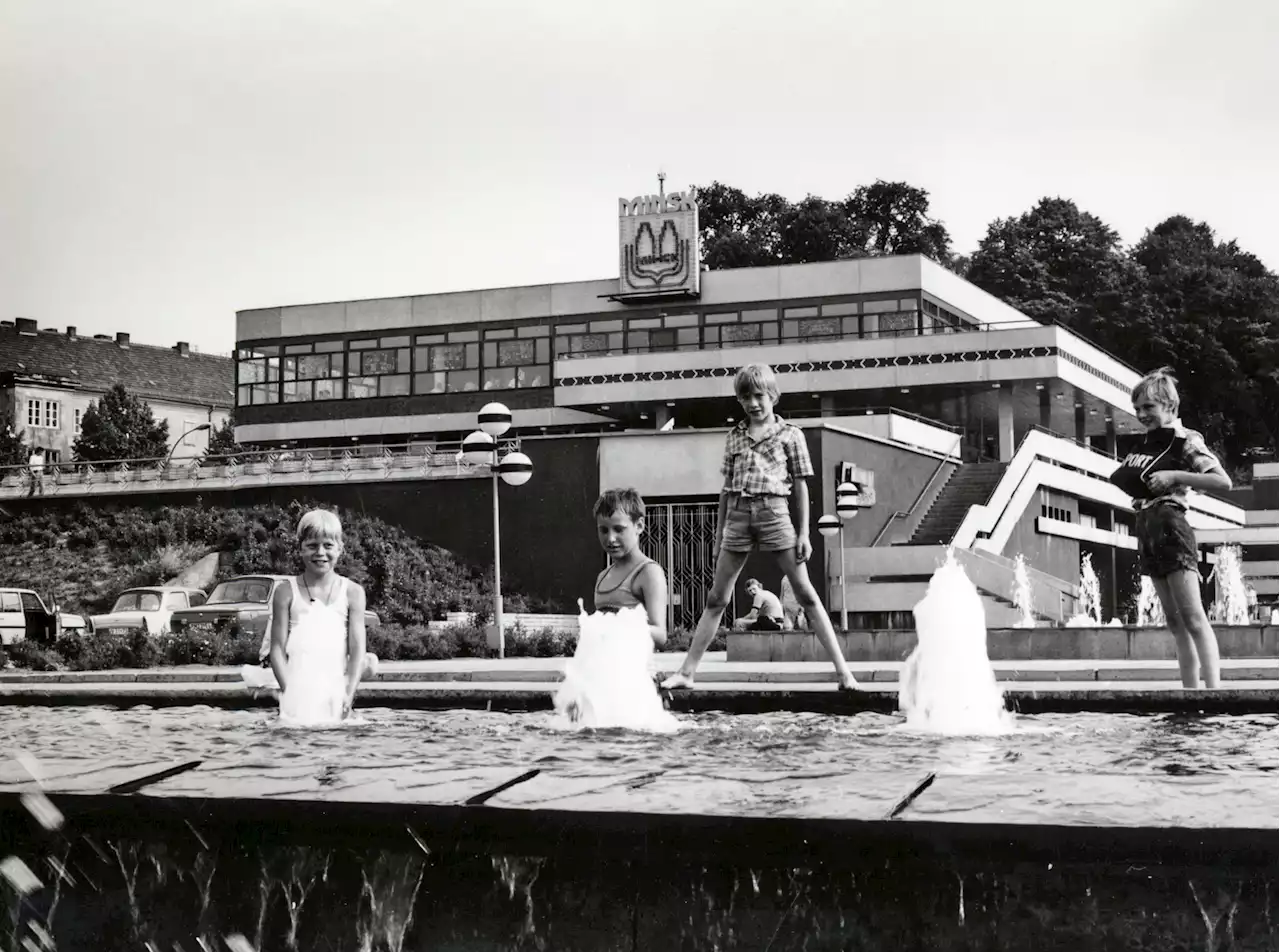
[0, 678, 1273, 714]
[728, 624, 1280, 663]
[0, 656, 1274, 685]
[0, 759, 1273, 870]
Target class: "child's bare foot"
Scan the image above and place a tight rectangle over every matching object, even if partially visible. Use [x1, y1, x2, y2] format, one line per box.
[837, 676, 860, 692]
[363, 653, 380, 679]
[661, 672, 696, 690]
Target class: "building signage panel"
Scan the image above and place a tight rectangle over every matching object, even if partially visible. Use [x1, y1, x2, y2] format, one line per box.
[617, 177, 700, 300]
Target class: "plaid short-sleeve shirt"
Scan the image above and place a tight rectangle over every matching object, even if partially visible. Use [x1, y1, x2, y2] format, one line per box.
[720, 417, 814, 496]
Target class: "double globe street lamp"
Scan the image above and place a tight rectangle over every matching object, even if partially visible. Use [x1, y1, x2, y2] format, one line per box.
[818, 481, 867, 632]
[462, 402, 533, 659]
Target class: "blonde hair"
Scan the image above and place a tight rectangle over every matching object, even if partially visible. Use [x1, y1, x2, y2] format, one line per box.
[734, 363, 780, 402]
[296, 508, 343, 546]
[1132, 366, 1180, 414]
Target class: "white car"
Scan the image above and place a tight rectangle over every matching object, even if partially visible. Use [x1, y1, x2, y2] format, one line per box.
[91, 586, 208, 636]
[0, 589, 90, 645]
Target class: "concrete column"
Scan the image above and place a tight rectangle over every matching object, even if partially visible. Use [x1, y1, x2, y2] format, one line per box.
[1104, 417, 1118, 456]
[656, 405, 671, 430]
[819, 395, 835, 418]
[1039, 387, 1051, 430]
[997, 385, 1015, 462]
[1074, 402, 1087, 443]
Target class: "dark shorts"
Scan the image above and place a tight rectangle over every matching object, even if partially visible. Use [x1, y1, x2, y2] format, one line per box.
[1136, 502, 1199, 578]
[721, 494, 797, 553]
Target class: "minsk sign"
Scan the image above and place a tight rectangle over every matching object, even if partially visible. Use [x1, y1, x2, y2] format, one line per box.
[616, 174, 700, 301]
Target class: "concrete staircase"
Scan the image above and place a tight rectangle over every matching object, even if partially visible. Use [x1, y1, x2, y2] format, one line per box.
[910, 462, 1007, 545]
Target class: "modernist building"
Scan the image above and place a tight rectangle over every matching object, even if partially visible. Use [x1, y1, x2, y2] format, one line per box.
[0, 318, 234, 464]
[233, 182, 1253, 627]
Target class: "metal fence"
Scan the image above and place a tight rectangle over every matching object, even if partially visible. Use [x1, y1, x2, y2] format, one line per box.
[0, 439, 524, 496]
[640, 502, 727, 633]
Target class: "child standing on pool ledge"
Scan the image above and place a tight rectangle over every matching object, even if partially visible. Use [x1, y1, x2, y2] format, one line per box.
[1109, 367, 1230, 689]
[661, 363, 859, 692]
[268, 509, 379, 723]
[593, 487, 668, 646]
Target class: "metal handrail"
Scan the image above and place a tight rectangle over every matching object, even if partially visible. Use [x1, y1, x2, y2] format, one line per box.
[0, 437, 523, 485]
[871, 454, 955, 546]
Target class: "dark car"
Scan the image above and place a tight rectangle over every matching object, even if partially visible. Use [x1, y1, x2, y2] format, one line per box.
[168, 575, 381, 653]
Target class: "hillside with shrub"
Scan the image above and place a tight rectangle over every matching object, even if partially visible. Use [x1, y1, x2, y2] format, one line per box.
[0, 500, 536, 624]
[0, 502, 709, 669]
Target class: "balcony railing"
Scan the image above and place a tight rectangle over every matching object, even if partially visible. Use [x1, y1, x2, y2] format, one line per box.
[0, 440, 521, 498]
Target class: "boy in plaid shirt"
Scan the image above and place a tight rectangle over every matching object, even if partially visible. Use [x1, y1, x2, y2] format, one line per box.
[662, 363, 860, 692]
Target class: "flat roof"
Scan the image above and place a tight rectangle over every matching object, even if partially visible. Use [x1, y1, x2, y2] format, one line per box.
[236, 254, 1037, 343]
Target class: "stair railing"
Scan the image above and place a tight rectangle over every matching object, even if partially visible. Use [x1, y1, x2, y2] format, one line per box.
[871, 454, 955, 546]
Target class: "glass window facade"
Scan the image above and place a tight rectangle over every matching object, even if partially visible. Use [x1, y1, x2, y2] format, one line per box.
[235, 293, 981, 410]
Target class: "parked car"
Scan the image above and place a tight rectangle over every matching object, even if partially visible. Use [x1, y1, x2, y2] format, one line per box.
[0, 588, 91, 645]
[168, 575, 381, 659]
[90, 587, 208, 636]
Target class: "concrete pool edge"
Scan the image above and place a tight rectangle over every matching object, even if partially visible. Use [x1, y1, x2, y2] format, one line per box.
[1, 791, 1274, 871]
[0, 680, 1274, 713]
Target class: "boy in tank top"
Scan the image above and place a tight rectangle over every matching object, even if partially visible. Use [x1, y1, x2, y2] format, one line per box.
[593, 488, 668, 647]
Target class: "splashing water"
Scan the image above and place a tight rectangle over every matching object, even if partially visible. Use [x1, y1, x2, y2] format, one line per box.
[1065, 554, 1103, 627]
[552, 603, 679, 733]
[898, 553, 1012, 735]
[1011, 554, 1035, 628]
[1137, 576, 1166, 626]
[1213, 545, 1250, 625]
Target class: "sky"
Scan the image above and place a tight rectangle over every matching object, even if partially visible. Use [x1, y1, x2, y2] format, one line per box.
[2, 0, 1276, 357]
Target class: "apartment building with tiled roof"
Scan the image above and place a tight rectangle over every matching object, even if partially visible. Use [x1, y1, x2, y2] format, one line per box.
[1, 317, 234, 463]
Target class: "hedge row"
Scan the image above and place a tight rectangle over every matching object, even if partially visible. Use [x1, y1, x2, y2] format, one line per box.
[0, 625, 727, 672]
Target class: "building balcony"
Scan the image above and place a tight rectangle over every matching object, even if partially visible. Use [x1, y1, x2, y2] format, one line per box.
[555, 324, 1134, 406]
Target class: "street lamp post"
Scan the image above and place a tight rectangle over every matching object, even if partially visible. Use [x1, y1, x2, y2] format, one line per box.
[164, 422, 212, 467]
[463, 402, 533, 659]
[834, 481, 866, 631]
[817, 514, 842, 630]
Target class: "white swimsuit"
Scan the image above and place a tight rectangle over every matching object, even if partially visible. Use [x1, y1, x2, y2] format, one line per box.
[279, 576, 350, 725]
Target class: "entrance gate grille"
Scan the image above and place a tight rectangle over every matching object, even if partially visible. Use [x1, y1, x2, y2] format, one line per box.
[638, 502, 735, 633]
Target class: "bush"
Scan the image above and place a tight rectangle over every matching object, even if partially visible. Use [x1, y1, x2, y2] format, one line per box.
[70, 631, 162, 670]
[659, 627, 727, 653]
[366, 622, 494, 661]
[505, 625, 577, 658]
[157, 629, 258, 666]
[4, 641, 65, 672]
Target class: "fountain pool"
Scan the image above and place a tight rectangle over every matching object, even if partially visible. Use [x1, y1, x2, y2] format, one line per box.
[0, 705, 1275, 950]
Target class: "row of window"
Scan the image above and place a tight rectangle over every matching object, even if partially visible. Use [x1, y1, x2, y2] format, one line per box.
[25, 400, 80, 433]
[237, 299, 980, 406]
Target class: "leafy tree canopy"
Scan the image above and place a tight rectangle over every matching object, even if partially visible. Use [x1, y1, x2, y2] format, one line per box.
[72, 384, 170, 464]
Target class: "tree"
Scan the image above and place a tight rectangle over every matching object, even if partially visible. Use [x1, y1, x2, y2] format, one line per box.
[204, 413, 246, 460]
[1130, 216, 1279, 466]
[844, 181, 952, 261]
[779, 195, 863, 264]
[695, 182, 788, 270]
[72, 384, 170, 464]
[0, 420, 28, 468]
[966, 198, 1137, 327]
[695, 179, 953, 269]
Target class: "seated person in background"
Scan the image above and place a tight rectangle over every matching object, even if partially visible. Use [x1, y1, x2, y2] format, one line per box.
[734, 578, 785, 631]
[779, 576, 807, 631]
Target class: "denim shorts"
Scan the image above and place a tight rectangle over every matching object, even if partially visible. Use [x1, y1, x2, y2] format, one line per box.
[721, 494, 797, 553]
[1136, 501, 1199, 578]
